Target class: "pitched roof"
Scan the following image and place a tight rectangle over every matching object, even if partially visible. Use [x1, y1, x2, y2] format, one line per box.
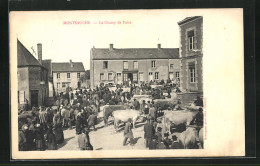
[178, 16, 202, 25]
[17, 39, 42, 67]
[52, 62, 85, 72]
[91, 48, 179, 60]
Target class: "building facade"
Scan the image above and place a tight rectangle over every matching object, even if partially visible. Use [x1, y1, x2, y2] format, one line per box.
[178, 16, 203, 93]
[52, 60, 85, 94]
[90, 44, 181, 89]
[17, 40, 49, 108]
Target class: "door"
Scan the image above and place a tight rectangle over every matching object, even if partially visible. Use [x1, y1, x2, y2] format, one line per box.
[31, 90, 38, 107]
[169, 72, 174, 80]
[77, 82, 81, 88]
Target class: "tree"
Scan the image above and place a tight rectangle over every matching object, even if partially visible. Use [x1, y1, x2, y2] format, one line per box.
[79, 70, 90, 82]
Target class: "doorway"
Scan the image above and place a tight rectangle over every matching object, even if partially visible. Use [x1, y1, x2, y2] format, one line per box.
[77, 82, 81, 88]
[31, 90, 38, 107]
[127, 73, 133, 83]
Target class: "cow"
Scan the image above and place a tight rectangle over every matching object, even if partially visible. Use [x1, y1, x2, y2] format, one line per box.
[102, 105, 129, 126]
[61, 107, 70, 127]
[162, 110, 198, 133]
[112, 109, 142, 132]
[177, 127, 201, 149]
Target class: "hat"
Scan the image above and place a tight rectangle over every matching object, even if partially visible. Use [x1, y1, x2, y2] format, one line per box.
[164, 133, 169, 137]
[128, 118, 132, 122]
[157, 127, 162, 131]
[36, 124, 40, 127]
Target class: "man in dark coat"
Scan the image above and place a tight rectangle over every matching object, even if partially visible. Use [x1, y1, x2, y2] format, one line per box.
[35, 124, 45, 151]
[144, 118, 155, 148]
[194, 107, 204, 127]
[46, 126, 57, 150]
[123, 118, 134, 146]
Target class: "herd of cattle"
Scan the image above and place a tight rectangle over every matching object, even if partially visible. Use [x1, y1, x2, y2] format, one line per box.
[100, 94, 204, 149]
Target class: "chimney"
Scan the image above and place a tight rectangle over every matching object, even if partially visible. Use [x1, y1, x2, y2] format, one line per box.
[109, 44, 113, 51]
[158, 44, 161, 49]
[69, 59, 73, 67]
[37, 43, 42, 64]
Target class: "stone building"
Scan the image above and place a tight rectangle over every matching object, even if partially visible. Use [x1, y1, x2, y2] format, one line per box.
[178, 16, 203, 93]
[52, 60, 85, 94]
[17, 39, 49, 108]
[90, 44, 181, 89]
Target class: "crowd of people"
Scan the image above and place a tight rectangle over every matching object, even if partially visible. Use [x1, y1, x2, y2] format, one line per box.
[18, 80, 203, 151]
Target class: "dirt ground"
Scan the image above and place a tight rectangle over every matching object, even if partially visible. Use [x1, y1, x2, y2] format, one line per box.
[57, 112, 147, 150]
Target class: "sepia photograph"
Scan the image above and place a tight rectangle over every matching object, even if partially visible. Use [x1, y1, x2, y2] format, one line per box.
[10, 9, 244, 159]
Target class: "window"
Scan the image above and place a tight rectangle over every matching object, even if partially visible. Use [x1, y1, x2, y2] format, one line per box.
[123, 61, 128, 70]
[108, 73, 113, 80]
[19, 91, 25, 104]
[123, 74, 128, 81]
[152, 61, 156, 68]
[67, 73, 70, 78]
[176, 72, 180, 79]
[77, 73, 80, 78]
[100, 73, 104, 80]
[133, 73, 138, 82]
[188, 30, 195, 50]
[139, 73, 144, 82]
[149, 72, 153, 76]
[62, 82, 66, 88]
[133, 61, 138, 69]
[57, 73, 60, 79]
[170, 64, 174, 69]
[117, 73, 121, 81]
[103, 61, 108, 69]
[189, 62, 196, 83]
[155, 72, 159, 80]
[57, 83, 60, 88]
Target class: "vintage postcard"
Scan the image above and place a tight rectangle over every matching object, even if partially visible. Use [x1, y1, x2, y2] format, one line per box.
[10, 9, 244, 159]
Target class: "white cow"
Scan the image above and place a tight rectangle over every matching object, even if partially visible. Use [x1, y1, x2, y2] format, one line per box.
[112, 109, 142, 131]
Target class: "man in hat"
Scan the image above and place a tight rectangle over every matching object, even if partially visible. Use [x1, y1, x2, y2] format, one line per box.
[194, 107, 204, 127]
[19, 124, 28, 151]
[170, 135, 183, 149]
[176, 98, 183, 110]
[144, 117, 155, 148]
[149, 104, 157, 120]
[87, 112, 97, 131]
[194, 96, 203, 107]
[123, 118, 134, 146]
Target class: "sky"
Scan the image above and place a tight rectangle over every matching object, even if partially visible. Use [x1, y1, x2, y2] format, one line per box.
[10, 9, 243, 70]
[9, 9, 199, 70]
